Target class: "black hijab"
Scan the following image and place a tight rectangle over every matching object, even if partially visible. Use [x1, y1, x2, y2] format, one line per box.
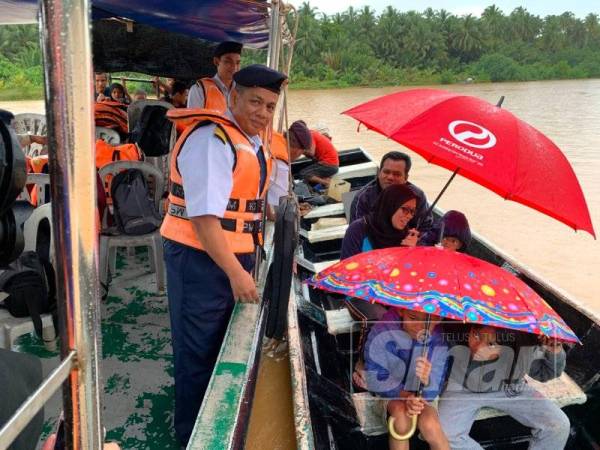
[365, 184, 417, 249]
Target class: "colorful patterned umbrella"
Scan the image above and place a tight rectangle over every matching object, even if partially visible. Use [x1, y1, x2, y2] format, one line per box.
[308, 246, 579, 343]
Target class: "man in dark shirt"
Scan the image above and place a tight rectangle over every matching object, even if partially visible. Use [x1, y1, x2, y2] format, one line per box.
[350, 151, 433, 239]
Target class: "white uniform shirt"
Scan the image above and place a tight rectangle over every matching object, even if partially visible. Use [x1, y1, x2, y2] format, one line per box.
[177, 111, 262, 218]
[267, 159, 289, 207]
[186, 74, 234, 109]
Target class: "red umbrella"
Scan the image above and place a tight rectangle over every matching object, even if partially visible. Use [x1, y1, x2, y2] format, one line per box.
[308, 246, 579, 342]
[343, 88, 595, 238]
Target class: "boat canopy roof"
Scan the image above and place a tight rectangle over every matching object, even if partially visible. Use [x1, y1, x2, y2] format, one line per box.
[2, 0, 270, 46]
[2, 0, 271, 78]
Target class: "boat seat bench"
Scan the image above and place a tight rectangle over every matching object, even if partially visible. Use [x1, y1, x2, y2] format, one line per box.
[352, 373, 587, 436]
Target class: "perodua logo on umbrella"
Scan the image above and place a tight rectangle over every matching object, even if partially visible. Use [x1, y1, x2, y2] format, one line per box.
[448, 120, 497, 149]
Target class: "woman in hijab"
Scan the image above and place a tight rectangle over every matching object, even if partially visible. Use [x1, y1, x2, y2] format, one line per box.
[341, 184, 419, 259]
[340, 184, 420, 389]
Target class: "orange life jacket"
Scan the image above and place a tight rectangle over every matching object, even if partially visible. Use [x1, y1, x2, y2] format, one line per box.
[197, 78, 228, 113]
[94, 101, 128, 136]
[95, 140, 141, 170]
[269, 131, 290, 164]
[161, 108, 272, 254]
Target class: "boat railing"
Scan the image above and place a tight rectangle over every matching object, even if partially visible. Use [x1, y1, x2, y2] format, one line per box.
[0, 352, 76, 448]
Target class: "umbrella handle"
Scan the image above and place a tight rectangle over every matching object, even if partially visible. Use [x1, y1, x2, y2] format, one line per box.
[388, 414, 418, 441]
[388, 313, 431, 440]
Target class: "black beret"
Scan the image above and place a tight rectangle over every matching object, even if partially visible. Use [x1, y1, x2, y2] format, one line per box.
[233, 64, 287, 94]
[214, 41, 243, 57]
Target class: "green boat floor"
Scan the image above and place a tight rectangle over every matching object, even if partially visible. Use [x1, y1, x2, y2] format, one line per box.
[14, 247, 178, 450]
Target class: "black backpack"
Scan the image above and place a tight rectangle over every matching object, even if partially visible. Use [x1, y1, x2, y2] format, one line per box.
[130, 105, 172, 156]
[110, 168, 162, 235]
[0, 251, 57, 339]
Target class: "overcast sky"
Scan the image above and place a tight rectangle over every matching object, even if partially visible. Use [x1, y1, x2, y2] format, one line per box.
[288, 1, 599, 19]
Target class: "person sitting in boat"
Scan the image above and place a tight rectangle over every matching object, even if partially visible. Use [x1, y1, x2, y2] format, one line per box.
[167, 80, 189, 108]
[288, 119, 339, 187]
[350, 151, 433, 241]
[187, 41, 242, 111]
[341, 184, 420, 390]
[364, 308, 450, 450]
[94, 72, 111, 102]
[426, 210, 472, 252]
[108, 82, 131, 106]
[152, 76, 175, 100]
[437, 325, 570, 450]
[132, 89, 147, 102]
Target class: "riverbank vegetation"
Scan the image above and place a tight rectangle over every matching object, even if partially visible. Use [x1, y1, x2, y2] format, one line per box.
[287, 3, 600, 88]
[1, 4, 600, 100]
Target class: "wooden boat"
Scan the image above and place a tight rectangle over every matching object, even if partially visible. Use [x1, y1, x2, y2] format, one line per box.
[287, 148, 600, 449]
[0, 1, 297, 449]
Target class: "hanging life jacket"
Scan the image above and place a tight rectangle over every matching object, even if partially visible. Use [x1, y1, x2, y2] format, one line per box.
[197, 78, 228, 113]
[269, 130, 290, 164]
[94, 101, 129, 138]
[161, 108, 271, 254]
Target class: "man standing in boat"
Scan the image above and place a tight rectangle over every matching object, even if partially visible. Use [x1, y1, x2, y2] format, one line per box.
[161, 64, 287, 446]
[186, 41, 243, 112]
[350, 151, 434, 240]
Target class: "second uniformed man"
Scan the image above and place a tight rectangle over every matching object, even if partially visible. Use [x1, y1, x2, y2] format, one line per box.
[186, 41, 243, 111]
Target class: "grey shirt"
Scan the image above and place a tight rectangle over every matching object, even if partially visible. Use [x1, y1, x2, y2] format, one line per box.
[446, 343, 566, 394]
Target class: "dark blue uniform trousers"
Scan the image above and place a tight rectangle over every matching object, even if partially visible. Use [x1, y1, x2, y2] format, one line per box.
[164, 239, 254, 446]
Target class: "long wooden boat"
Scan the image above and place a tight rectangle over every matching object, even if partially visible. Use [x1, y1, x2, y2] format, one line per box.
[0, 1, 297, 449]
[287, 148, 600, 449]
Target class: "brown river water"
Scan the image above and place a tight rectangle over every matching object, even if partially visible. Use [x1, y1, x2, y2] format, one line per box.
[2, 79, 599, 448]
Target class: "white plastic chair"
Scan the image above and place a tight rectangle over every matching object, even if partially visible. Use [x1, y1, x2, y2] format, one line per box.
[23, 203, 54, 264]
[98, 160, 166, 293]
[1, 203, 56, 350]
[24, 173, 51, 207]
[13, 113, 47, 157]
[95, 126, 121, 145]
[0, 307, 56, 350]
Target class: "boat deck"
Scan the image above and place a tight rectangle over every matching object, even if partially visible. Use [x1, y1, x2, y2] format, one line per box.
[15, 248, 179, 449]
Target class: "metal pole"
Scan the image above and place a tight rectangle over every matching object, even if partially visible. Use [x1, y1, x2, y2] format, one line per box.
[255, 0, 283, 281]
[0, 352, 76, 449]
[39, 0, 104, 448]
[267, 0, 281, 69]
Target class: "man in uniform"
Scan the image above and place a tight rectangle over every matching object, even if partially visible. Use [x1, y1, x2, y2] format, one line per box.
[186, 41, 243, 111]
[161, 64, 287, 446]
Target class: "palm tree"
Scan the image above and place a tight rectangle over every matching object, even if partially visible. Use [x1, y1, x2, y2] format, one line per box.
[295, 2, 322, 63]
[584, 13, 600, 48]
[481, 4, 506, 50]
[450, 14, 483, 61]
[374, 6, 403, 63]
[509, 7, 542, 43]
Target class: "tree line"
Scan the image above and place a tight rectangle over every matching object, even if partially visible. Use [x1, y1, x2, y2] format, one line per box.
[287, 3, 600, 87]
[2, 3, 600, 100]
